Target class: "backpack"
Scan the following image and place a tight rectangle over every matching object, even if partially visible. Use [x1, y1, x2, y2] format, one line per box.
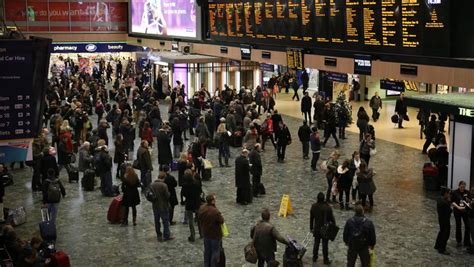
[46, 179, 61, 203]
[349, 218, 367, 250]
[145, 184, 157, 202]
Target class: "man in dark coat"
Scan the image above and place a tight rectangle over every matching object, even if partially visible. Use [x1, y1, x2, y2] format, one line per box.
[343, 205, 376, 267]
[310, 192, 335, 264]
[395, 93, 408, 128]
[298, 120, 312, 160]
[322, 103, 340, 148]
[313, 95, 326, 130]
[156, 126, 173, 170]
[435, 187, 452, 255]
[95, 144, 115, 197]
[271, 110, 283, 137]
[301, 69, 309, 94]
[163, 166, 178, 225]
[235, 149, 252, 205]
[249, 144, 263, 198]
[422, 115, 438, 154]
[275, 122, 292, 163]
[40, 148, 59, 182]
[301, 92, 312, 124]
[137, 140, 153, 188]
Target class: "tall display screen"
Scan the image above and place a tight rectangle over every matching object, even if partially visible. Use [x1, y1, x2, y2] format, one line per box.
[208, 0, 451, 57]
[129, 0, 201, 39]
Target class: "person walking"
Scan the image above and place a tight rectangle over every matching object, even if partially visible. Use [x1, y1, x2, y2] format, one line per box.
[42, 169, 66, 223]
[298, 120, 312, 160]
[356, 107, 370, 142]
[357, 161, 376, 211]
[395, 93, 408, 129]
[301, 69, 309, 94]
[291, 77, 300, 101]
[467, 188, 474, 254]
[310, 192, 335, 264]
[451, 181, 471, 248]
[275, 122, 292, 163]
[359, 133, 375, 167]
[137, 140, 153, 189]
[310, 128, 321, 172]
[301, 92, 312, 124]
[114, 134, 126, 178]
[435, 187, 453, 255]
[322, 104, 340, 148]
[157, 126, 173, 170]
[251, 208, 289, 266]
[369, 92, 382, 122]
[235, 149, 252, 205]
[249, 144, 263, 198]
[343, 205, 376, 267]
[261, 114, 276, 151]
[182, 169, 203, 242]
[150, 172, 174, 242]
[422, 115, 438, 154]
[198, 193, 225, 267]
[120, 166, 141, 227]
[163, 167, 178, 225]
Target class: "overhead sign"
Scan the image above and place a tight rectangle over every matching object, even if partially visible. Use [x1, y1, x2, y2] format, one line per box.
[287, 48, 304, 70]
[354, 54, 372, 75]
[326, 72, 348, 83]
[459, 108, 474, 118]
[241, 46, 251, 60]
[50, 43, 145, 53]
[380, 79, 405, 92]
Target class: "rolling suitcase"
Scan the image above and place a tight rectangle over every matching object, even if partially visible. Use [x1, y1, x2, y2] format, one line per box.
[82, 169, 96, 191]
[66, 165, 79, 183]
[107, 195, 124, 224]
[39, 208, 57, 241]
[51, 251, 71, 267]
[423, 163, 438, 177]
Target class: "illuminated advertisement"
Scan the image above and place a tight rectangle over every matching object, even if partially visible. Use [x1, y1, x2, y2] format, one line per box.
[130, 0, 200, 39]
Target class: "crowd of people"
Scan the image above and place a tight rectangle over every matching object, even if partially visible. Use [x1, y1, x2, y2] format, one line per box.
[0, 55, 470, 266]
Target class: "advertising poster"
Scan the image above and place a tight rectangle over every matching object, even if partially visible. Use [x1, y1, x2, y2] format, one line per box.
[78, 57, 90, 74]
[0, 140, 33, 163]
[130, 0, 198, 38]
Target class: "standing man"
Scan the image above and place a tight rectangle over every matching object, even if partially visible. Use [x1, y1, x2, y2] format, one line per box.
[199, 193, 225, 267]
[369, 92, 382, 122]
[301, 69, 309, 94]
[301, 92, 312, 124]
[310, 192, 335, 264]
[275, 122, 292, 163]
[137, 140, 153, 189]
[249, 144, 263, 198]
[343, 205, 376, 267]
[235, 149, 252, 205]
[313, 95, 325, 130]
[251, 208, 289, 266]
[434, 187, 453, 255]
[150, 173, 174, 242]
[395, 93, 408, 129]
[298, 121, 312, 160]
[310, 128, 321, 172]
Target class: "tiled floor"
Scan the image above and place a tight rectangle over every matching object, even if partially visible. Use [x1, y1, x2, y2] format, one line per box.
[6, 102, 470, 266]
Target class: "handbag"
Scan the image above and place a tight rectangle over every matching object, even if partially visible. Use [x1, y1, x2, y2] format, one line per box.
[369, 147, 377, 156]
[203, 159, 213, 169]
[244, 224, 258, 263]
[320, 160, 328, 171]
[320, 209, 339, 241]
[132, 159, 140, 170]
[221, 223, 229, 237]
[370, 249, 376, 267]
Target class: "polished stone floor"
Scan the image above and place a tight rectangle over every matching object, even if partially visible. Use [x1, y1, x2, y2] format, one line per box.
[6, 106, 473, 266]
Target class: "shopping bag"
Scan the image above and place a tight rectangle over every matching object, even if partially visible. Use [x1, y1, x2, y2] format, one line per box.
[370, 249, 375, 267]
[221, 223, 229, 237]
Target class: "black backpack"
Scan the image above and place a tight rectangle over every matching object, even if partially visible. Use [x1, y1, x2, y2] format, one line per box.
[46, 179, 61, 203]
[349, 218, 367, 250]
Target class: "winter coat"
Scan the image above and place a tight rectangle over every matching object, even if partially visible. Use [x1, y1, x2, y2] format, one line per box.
[78, 147, 93, 172]
[357, 170, 376, 195]
[182, 178, 202, 211]
[301, 95, 312, 112]
[356, 110, 370, 131]
[337, 166, 352, 190]
[121, 175, 141, 207]
[275, 126, 291, 146]
[156, 130, 173, 165]
[298, 124, 311, 142]
[235, 155, 251, 188]
[164, 173, 179, 207]
[249, 149, 263, 177]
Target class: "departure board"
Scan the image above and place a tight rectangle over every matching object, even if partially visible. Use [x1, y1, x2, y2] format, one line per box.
[208, 0, 451, 57]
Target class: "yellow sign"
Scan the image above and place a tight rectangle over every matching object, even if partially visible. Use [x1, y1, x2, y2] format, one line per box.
[278, 194, 293, 217]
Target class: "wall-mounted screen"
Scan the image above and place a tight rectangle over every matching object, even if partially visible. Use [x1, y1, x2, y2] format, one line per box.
[129, 0, 201, 39]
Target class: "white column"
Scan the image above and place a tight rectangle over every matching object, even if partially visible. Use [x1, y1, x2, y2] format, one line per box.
[253, 68, 261, 89]
[208, 71, 214, 95]
[221, 70, 227, 91]
[235, 71, 241, 92]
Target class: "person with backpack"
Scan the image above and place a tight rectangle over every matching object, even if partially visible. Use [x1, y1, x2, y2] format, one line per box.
[42, 169, 66, 223]
[310, 192, 335, 264]
[343, 205, 376, 267]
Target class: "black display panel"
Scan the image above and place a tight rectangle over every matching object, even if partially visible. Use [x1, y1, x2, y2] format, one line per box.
[354, 54, 372, 75]
[208, 0, 452, 57]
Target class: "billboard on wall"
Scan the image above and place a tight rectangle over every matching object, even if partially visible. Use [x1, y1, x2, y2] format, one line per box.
[129, 0, 201, 39]
[3, 0, 127, 32]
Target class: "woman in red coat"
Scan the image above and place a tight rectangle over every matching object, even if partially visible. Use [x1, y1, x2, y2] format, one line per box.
[141, 121, 154, 148]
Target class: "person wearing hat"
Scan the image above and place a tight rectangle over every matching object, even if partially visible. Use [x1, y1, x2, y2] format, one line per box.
[217, 117, 231, 167]
[235, 149, 252, 205]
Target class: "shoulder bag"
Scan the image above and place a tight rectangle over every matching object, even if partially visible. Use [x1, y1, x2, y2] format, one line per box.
[244, 224, 258, 263]
[320, 208, 339, 241]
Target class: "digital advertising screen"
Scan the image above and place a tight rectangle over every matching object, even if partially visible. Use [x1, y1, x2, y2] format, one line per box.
[129, 0, 201, 39]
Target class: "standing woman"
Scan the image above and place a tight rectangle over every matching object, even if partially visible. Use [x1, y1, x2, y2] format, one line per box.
[356, 107, 370, 142]
[141, 121, 154, 148]
[177, 152, 189, 205]
[114, 134, 126, 179]
[451, 181, 471, 248]
[216, 118, 230, 167]
[181, 169, 203, 242]
[359, 133, 375, 167]
[325, 151, 340, 203]
[349, 151, 362, 204]
[172, 117, 184, 158]
[121, 166, 141, 226]
[357, 161, 376, 211]
[337, 159, 352, 210]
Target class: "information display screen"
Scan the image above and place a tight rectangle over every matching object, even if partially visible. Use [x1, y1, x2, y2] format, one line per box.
[130, 0, 200, 39]
[287, 48, 305, 69]
[208, 0, 450, 57]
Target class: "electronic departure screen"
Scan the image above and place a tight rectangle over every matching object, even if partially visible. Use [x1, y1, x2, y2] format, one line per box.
[208, 0, 450, 57]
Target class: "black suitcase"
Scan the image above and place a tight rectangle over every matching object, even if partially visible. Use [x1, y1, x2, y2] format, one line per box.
[82, 169, 95, 191]
[202, 168, 212, 181]
[66, 165, 79, 183]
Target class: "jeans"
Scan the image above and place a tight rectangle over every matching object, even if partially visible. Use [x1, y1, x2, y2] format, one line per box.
[302, 141, 309, 158]
[218, 144, 230, 164]
[347, 247, 370, 267]
[47, 203, 58, 223]
[339, 188, 351, 206]
[140, 170, 151, 189]
[313, 235, 329, 261]
[153, 208, 170, 240]
[204, 238, 221, 267]
[371, 108, 379, 121]
[258, 252, 275, 267]
[292, 89, 300, 101]
[185, 210, 201, 238]
[277, 145, 287, 161]
[311, 152, 320, 171]
[454, 212, 471, 246]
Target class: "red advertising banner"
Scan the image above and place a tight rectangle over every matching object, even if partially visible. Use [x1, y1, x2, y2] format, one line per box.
[3, 0, 127, 32]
